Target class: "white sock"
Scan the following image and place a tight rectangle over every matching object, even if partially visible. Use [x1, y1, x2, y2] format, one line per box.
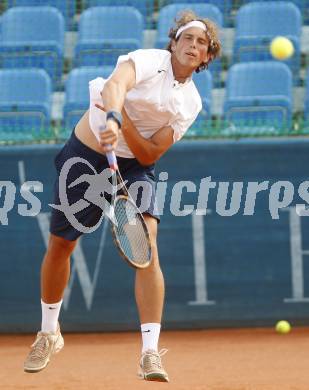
[141, 323, 161, 353]
[41, 299, 63, 333]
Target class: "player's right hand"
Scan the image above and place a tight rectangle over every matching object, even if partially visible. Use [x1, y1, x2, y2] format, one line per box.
[99, 118, 119, 153]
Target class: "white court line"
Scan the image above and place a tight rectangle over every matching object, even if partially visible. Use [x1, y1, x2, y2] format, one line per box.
[18, 160, 26, 186]
[18, 160, 42, 191]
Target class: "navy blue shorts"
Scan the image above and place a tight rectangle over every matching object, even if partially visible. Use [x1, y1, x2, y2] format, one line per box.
[50, 130, 159, 241]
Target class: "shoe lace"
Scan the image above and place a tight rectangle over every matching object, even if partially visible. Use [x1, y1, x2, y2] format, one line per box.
[28, 333, 50, 362]
[143, 348, 168, 370]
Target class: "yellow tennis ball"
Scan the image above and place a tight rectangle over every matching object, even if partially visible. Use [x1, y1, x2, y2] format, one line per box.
[270, 36, 294, 60]
[275, 320, 291, 334]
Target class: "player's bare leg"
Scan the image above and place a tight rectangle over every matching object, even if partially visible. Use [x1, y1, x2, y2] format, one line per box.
[135, 215, 169, 382]
[41, 234, 77, 303]
[24, 234, 77, 373]
[135, 216, 164, 323]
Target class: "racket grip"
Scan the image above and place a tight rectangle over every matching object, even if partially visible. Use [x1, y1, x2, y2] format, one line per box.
[99, 125, 118, 170]
[106, 151, 118, 170]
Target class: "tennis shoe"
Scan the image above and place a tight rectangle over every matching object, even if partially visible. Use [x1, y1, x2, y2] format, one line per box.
[138, 348, 169, 382]
[24, 323, 64, 373]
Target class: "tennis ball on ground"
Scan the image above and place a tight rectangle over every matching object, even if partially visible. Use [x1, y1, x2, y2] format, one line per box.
[275, 320, 291, 334]
[270, 36, 294, 60]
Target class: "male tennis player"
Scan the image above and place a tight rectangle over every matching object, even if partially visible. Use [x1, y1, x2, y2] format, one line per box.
[24, 10, 221, 382]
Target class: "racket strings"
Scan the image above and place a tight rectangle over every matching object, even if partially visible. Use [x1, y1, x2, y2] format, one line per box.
[114, 198, 151, 265]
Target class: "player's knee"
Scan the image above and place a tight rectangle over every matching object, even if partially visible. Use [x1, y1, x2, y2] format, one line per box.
[143, 214, 158, 242]
[47, 234, 77, 256]
[149, 244, 161, 268]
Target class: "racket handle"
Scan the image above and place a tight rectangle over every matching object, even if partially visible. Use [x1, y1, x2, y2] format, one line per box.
[99, 125, 118, 170]
[106, 150, 118, 170]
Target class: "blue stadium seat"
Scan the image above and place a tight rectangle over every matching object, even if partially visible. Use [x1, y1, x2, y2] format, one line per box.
[159, 0, 232, 25]
[74, 6, 143, 67]
[0, 69, 52, 142]
[223, 62, 293, 135]
[0, 7, 64, 88]
[63, 66, 114, 137]
[186, 70, 212, 136]
[156, 4, 223, 85]
[193, 70, 212, 115]
[6, 1, 75, 30]
[233, 2, 301, 82]
[241, 0, 309, 25]
[305, 68, 309, 128]
[85, 0, 154, 26]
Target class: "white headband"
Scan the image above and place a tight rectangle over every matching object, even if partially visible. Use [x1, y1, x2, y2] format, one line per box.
[175, 20, 207, 39]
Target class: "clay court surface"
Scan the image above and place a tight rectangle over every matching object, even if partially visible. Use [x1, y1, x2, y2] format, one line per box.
[1, 327, 308, 390]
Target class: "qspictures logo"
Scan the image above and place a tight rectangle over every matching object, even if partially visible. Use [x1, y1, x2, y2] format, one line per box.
[49, 157, 125, 232]
[1, 157, 309, 229]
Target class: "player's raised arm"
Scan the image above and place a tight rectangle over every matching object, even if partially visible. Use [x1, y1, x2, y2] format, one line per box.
[100, 60, 136, 113]
[98, 60, 136, 153]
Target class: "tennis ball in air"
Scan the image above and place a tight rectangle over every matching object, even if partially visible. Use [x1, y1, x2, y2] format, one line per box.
[275, 320, 291, 334]
[270, 36, 294, 60]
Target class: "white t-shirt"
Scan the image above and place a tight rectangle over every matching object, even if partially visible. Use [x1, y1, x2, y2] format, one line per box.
[89, 49, 202, 158]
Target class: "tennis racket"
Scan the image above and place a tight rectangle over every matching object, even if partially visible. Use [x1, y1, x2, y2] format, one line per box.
[102, 139, 152, 269]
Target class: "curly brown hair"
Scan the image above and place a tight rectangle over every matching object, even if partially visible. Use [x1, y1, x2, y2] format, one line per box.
[166, 10, 221, 73]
